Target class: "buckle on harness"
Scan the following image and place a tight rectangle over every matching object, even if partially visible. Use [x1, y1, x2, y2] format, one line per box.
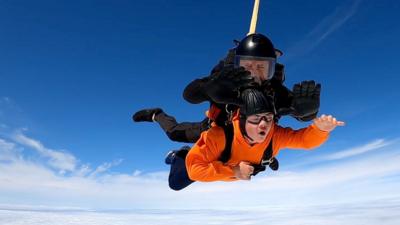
[225, 104, 234, 125]
[261, 158, 273, 166]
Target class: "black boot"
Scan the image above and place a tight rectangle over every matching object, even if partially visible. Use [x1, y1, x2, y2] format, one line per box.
[132, 108, 162, 122]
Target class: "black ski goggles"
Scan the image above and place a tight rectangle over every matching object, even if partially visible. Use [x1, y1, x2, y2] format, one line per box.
[246, 113, 274, 125]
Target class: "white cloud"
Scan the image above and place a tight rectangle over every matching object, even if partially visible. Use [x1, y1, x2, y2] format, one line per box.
[1, 132, 400, 211]
[319, 138, 393, 161]
[0, 139, 19, 161]
[307, 0, 362, 47]
[132, 170, 142, 176]
[74, 164, 92, 177]
[12, 131, 77, 172]
[89, 159, 123, 177]
[286, 0, 362, 60]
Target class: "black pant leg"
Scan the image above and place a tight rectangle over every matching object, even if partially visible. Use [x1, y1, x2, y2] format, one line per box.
[155, 112, 209, 143]
[168, 150, 195, 191]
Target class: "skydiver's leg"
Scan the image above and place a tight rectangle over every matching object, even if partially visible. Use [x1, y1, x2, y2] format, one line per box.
[166, 146, 194, 191]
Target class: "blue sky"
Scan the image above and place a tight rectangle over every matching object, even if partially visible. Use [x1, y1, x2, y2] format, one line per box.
[1, 0, 400, 223]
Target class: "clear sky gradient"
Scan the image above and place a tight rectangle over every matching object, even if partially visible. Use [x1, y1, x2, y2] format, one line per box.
[1, 0, 400, 223]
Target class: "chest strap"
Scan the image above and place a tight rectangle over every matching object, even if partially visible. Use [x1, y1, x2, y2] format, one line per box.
[252, 140, 279, 176]
[219, 123, 279, 176]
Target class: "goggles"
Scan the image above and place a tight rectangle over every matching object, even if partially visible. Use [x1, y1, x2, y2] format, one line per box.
[246, 113, 274, 125]
[234, 55, 276, 81]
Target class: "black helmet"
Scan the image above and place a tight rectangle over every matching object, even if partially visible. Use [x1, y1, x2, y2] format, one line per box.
[239, 88, 275, 139]
[240, 88, 275, 117]
[236, 33, 276, 58]
[235, 33, 277, 81]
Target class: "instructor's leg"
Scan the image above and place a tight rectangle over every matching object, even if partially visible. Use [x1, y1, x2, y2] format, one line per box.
[133, 108, 209, 143]
[155, 113, 209, 143]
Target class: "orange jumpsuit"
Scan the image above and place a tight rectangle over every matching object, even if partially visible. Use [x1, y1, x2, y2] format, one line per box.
[185, 113, 329, 182]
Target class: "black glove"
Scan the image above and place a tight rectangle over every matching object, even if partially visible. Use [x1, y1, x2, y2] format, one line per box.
[205, 65, 257, 106]
[183, 76, 213, 104]
[210, 48, 236, 74]
[184, 48, 238, 104]
[261, 78, 293, 117]
[296, 111, 318, 122]
[290, 80, 321, 121]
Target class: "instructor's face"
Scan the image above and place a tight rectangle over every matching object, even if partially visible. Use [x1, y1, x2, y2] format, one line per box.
[239, 59, 269, 84]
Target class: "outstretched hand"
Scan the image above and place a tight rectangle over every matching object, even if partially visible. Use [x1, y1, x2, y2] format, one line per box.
[205, 65, 257, 106]
[313, 114, 345, 132]
[291, 80, 321, 121]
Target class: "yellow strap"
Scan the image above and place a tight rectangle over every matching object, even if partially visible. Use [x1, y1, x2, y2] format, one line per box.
[248, 0, 260, 35]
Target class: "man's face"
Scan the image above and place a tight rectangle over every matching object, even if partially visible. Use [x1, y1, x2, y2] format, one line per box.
[239, 59, 270, 84]
[245, 112, 274, 143]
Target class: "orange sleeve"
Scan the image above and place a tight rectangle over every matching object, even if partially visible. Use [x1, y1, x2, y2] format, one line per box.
[185, 127, 237, 182]
[273, 124, 329, 153]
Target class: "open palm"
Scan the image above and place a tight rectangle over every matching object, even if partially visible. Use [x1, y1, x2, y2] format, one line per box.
[313, 114, 345, 132]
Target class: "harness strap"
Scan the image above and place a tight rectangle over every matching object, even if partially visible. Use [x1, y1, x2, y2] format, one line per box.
[252, 140, 276, 176]
[219, 123, 234, 163]
[219, 123, 279, 175]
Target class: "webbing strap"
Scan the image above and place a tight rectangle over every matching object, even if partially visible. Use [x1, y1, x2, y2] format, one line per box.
[219, 123, 278, 176]
[261, 140, 274, 166]
[219, 123, 234, 163]
[252, 140, 274, 176]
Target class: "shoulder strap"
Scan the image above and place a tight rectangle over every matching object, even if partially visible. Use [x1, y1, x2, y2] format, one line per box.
[219, 123, 234, 163]
[260, 140, 274, 165]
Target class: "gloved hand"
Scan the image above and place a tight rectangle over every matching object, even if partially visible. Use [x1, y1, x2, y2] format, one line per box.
[291, 80, 321, 121]
[205, 65, 257, 106]
[264, 78, 293, 116]
[210, 48, 236, 74]
[296, 111, 318, 122]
